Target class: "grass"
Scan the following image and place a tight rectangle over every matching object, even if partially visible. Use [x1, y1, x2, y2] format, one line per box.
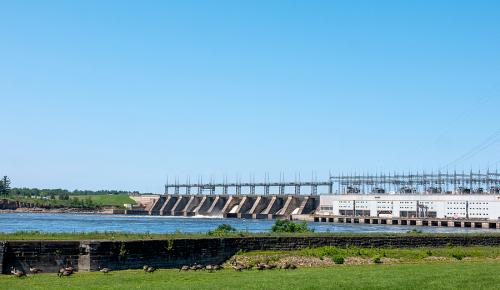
[292, 245, 500, 260]
[72, 194, 135, 207]
[0, 231, 197, 241]
[0, 262, 498, 290]
[4, 194, 135, 209]
[0, 231, 499, 241]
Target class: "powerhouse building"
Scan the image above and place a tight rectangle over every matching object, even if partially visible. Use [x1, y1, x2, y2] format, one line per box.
[319, 194, 500, 221]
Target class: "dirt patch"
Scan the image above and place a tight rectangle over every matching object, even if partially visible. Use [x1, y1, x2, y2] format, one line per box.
[229, 254, 334, 268]
[279, 256, 333, 267]
[344, 257, 372, 265]
[423, 256, 451, 262]
[380, 257, 402, 264]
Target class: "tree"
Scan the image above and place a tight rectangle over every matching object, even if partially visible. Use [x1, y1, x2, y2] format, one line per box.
[0, 176, 10, 196]
[271, 219, 313, 233]
[207, 224, 238, 236]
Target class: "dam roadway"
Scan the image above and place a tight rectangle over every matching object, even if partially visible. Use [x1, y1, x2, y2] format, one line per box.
[126, 194, 319, 219]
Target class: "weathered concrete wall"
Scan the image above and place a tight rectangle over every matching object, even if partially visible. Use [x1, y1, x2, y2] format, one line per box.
[79, 239, 236, 271]
[129, 195, 159, 211]
[1, 241, 81, 274]
[2, 235, 499, 274]
[0, 242, 6, 274]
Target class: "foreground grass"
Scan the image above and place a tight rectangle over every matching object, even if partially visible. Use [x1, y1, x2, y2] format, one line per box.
[1, 231, 500, 240]
[0, 262, 498, 290]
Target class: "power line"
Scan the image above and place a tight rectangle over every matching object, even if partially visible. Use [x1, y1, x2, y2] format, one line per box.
[441, 128, 500, 170]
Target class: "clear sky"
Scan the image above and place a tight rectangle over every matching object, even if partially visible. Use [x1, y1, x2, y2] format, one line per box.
[1, 1, 499, 192]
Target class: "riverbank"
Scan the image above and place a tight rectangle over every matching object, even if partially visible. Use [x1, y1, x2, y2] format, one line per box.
[0, 194, 135, 213]
[0, 208, 110, 214]
[1, 230, 500, 240]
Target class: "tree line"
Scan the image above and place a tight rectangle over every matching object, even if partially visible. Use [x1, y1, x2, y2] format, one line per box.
[10, 188, 137, 198]
[1, 175, 141, 198]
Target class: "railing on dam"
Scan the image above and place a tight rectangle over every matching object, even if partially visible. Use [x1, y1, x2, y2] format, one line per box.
[164, 181, 333, 196]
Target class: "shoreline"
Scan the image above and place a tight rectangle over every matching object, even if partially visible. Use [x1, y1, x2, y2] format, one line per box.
[0, 207, 113, 215]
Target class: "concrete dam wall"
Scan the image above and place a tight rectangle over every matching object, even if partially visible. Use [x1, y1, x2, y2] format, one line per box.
[132, 195, 319, 219]
[2, 235, 500, 274]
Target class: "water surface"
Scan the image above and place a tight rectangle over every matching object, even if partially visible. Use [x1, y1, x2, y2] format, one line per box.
[0, 213, 495, 234]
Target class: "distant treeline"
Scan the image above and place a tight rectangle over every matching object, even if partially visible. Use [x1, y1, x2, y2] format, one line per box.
[10, 188, 139, 197]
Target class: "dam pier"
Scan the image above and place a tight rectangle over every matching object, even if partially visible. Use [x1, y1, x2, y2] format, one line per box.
[128, 194, 320, 219]
[126, 180, 331, 219]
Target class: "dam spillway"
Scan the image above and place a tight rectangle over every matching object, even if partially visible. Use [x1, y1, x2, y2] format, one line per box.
[124, 179, 330, 219]
[129, 194, 319, 219]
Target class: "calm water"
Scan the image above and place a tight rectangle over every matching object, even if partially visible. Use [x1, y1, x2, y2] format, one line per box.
[0, 213, 496, 234]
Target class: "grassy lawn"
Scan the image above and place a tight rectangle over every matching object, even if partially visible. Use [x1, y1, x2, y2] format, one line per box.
[73, 194, 136, 207]
[0, 262, 498, 290]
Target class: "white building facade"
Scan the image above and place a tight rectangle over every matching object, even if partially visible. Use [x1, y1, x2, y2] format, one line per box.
[319, 194, 500, 221]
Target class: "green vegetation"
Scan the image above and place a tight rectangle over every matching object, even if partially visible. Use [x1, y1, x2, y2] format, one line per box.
[0, 231, 199, 241]
[0, 263, 499, 290]
[372, 255, 382, 264]
[238, 245, 500, 262]
[3, 194, 135, 209]
[332, 255, 345, 264]
[407, 228, 423, 234]
[271, 219, 313, 233]
[207, 224, 238, 236]
[0, 177, 137, 209]
[0, 231, 499, 241]
[9, 187, 139, 197]
[0, 175, 11, 196]
[72, 194, 135, 207]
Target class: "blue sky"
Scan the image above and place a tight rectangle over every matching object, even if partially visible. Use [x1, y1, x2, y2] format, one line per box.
[1, 1, 499, 192]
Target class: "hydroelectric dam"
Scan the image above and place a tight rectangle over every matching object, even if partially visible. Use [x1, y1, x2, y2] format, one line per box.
[124, 180, 332, 219]
[122, 171, 500, 228]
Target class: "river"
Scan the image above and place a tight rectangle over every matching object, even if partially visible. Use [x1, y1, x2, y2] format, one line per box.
[0, 213, 496, 234]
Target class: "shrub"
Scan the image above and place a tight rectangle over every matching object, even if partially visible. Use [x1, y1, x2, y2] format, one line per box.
[372, 255, 382, 264]
[407, 228, 422, 234]
[451, 251, 465, 260]
[271, 220, 313, 233]
[207, 224, 237, 236]
[332, 255, 345, 264]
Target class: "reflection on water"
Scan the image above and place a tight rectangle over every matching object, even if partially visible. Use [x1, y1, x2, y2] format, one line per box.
[0, 213, 495, 234]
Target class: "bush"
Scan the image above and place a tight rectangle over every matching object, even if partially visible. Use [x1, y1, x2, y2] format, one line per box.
[332, 255, 345, 264]
[407, 228, 422, 234]
[207, 224, 237, 236]
[451, 251, 465, 260]
[372, 255, 382, 264]
[271, 220, 313, 233]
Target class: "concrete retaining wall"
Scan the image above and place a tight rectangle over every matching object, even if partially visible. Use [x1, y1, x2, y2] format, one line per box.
[2, 241, 81, 274]
[2, 235, 500, 274]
